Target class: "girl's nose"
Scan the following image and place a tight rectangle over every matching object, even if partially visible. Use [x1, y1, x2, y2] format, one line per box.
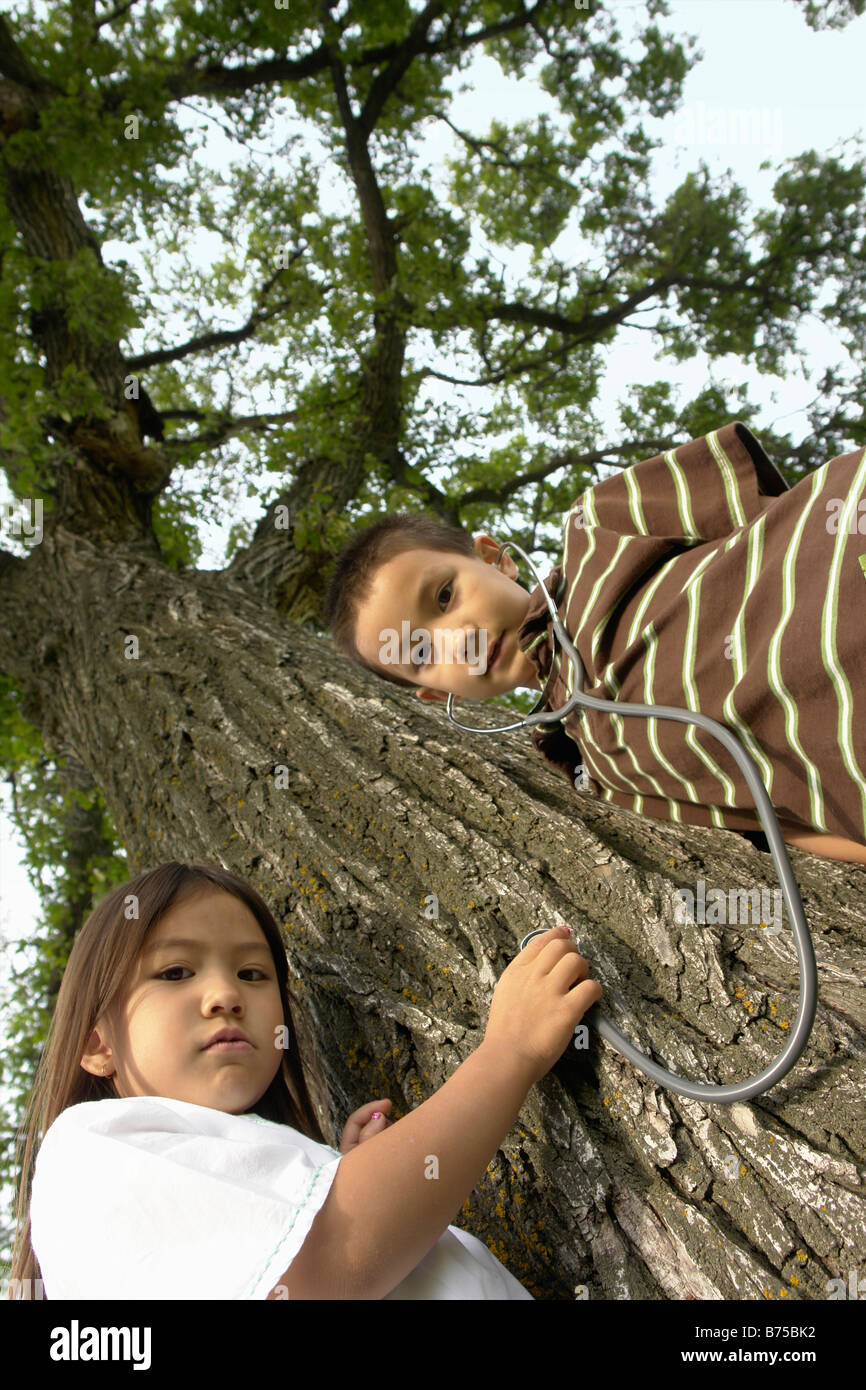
[202, 977, 244, 1011]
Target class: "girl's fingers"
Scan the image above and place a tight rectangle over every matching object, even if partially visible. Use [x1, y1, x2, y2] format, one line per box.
[358, 1099, 392, 1126]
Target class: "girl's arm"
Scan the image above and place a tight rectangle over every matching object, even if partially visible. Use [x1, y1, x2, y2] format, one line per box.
[777, 818, 866, 866]
[272, 1038, 536, 1300]
[268, 928, 601, 1300]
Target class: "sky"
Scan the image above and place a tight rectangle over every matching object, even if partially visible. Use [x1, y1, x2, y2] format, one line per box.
[1, 0, 865, 1173]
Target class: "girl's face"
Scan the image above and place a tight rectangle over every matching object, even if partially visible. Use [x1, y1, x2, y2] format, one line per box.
[81, 888, 286, 1115]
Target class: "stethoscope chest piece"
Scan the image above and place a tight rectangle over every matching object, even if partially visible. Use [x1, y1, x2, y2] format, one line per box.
[520, 928, 549, 950]
[521, 927, 582, 952]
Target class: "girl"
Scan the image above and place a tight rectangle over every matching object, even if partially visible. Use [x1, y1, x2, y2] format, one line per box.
[9, 859, 600, 1300]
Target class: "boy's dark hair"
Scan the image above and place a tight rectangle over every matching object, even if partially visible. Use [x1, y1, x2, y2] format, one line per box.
[325, 513, 477, 689]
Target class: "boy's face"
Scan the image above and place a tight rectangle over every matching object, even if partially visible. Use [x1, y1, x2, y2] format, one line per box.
[80, 889, 286, 1115]
[353, 535, 543, 702]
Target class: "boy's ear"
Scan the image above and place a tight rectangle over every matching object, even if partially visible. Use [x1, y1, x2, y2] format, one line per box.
[416, 687, 449, 704]
[473, 533, 518, 581]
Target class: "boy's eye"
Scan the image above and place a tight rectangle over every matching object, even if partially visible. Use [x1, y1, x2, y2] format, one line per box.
[411, 583, 453, 672]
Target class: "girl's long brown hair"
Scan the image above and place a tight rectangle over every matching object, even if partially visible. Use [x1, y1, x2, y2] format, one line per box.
[7, 860, 327, 1296]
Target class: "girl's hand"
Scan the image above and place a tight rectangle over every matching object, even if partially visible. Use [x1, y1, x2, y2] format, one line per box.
[338, 1098, 393, 1154]
[484, 925, 602, 1086]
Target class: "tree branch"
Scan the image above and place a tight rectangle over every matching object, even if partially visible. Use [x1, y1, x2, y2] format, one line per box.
[486, 276, 679, 342]
[432, 108, 564, 175]
[159, 408, 303, 449]
[414, 267, 754, 389]
[92, 0, 139, 32]
[96, 1, 561, 116]
[320, 8, 396, 296]
[358, 1, 447, 138]
[0, 16, 170, 502]
[153, 381, 364, 454]
[455, 439, 678, 510]
[314, 4, 408, 472]
[0, 14, 53, 89]
[378, 449, 454, 521]
[126, 259, 310, 370]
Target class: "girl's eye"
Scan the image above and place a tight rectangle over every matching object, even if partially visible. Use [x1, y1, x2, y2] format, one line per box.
[438, 583, 453, 611]
[156, 967, 269, 981]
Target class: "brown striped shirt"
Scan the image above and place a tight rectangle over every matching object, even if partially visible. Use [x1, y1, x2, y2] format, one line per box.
[515, 421, 866, 844]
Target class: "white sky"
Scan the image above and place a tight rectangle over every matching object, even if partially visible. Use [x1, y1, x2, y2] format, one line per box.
[2, 0, 865, 1041]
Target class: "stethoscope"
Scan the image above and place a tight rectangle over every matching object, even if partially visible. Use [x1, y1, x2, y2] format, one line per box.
[445, 539, 818, 1104]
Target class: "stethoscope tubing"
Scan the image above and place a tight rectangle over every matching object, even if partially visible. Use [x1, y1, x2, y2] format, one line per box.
[445, 539, 818, 1103]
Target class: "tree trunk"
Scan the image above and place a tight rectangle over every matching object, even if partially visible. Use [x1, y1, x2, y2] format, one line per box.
[2, 522, 864, 1301]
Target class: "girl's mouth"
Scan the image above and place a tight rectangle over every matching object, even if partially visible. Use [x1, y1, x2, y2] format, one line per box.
[488, 632, 504, 671]
[206, 1040, 253, 1052]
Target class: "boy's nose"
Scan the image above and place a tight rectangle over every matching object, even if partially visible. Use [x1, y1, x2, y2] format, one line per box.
[467, 628, 494, 669]
[455, 626, 484, 661]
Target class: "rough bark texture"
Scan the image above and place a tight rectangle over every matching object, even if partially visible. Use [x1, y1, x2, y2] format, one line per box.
[2, 525, 864, 1301]
[1, 1, 864, 1304]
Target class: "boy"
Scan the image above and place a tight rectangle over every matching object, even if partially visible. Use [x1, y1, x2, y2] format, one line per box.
[326, 422, 866, 866]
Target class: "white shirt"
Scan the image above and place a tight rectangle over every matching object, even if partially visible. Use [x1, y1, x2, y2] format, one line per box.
[30, 1096, 534, 1300]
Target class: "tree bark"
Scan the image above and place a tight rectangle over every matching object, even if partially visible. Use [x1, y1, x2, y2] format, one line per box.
[2, 524, 863, 1300]
[2, 0, 864, 1303]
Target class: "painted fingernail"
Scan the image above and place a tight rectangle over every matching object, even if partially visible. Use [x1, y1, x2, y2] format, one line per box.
[372, 1112, 382, 1120]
